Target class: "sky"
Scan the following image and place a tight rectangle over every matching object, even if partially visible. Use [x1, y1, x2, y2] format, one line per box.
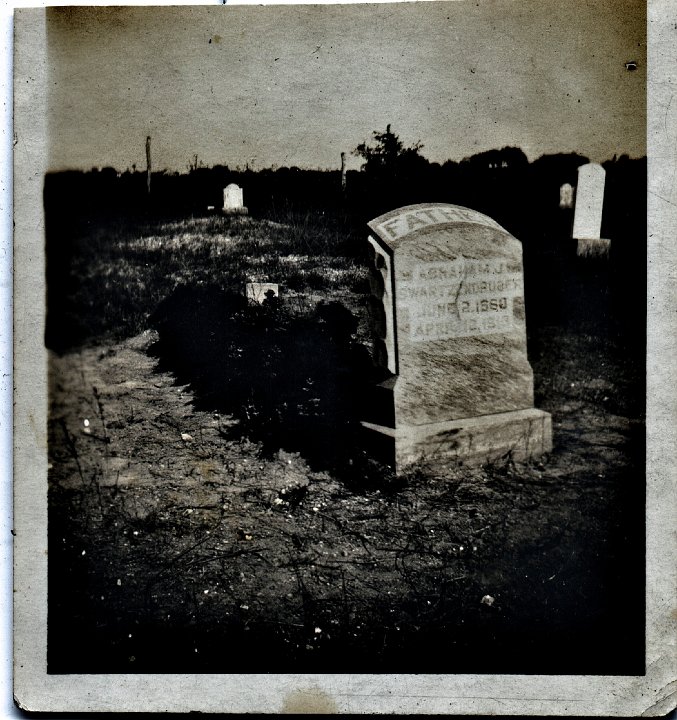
[46, 0, 646, 173]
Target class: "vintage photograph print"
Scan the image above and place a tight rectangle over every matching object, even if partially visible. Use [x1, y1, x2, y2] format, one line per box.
[40, 0, 647, 678]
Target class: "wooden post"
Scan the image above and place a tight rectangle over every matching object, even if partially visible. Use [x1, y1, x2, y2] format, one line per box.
[146, 136, 152, 195]
[340, 152, 347, 196]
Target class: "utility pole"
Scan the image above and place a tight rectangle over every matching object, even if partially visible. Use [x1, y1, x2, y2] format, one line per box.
[146, 136, 152, 195]
[340, 151, 347, 196]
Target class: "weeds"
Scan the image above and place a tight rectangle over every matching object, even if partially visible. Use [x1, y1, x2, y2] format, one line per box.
[46, 211, 367, 353]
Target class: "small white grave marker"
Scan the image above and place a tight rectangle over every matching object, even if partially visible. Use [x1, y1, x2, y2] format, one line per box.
[559, 183, 574, 209]
[246, 282, 279, 304]
[223, 184, 248, 215]
[573, 163, 610, 257]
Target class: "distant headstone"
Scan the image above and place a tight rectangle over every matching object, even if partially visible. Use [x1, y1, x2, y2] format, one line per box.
[363, 203, 552, 473]
[246, 282, 279, 304]
[572, 163, 610, 256]
[559, 183, 574, 209]
[223, 184, 248, 215]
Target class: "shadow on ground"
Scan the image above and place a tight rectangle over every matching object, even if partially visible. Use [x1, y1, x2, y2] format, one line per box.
[148, 284, 389, 482]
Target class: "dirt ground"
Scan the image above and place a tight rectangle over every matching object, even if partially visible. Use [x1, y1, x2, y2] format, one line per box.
[47, 323, 645, 674]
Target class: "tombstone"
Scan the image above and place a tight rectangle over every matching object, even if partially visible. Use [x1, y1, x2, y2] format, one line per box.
[572, 163, 610, 256]
[362, 203, 552, 473]
[559, 182, 574, 209]
[222, 183, 248, 215]
[246, 282, 279, 304]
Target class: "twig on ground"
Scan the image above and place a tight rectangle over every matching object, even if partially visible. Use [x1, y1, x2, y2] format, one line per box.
[59, 418, 86, 486]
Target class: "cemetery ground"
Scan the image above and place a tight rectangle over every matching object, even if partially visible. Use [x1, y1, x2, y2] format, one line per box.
[47, 211, 645, 674]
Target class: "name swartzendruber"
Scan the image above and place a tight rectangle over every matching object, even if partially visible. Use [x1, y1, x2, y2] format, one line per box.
[398, 258, 524, 341]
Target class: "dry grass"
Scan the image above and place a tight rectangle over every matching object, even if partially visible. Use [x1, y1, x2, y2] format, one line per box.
[48, 211, 368, 352]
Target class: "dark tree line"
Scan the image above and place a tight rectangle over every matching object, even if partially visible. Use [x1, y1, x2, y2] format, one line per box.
[43, 146, 644, 239]
[44, 130, 646, 342]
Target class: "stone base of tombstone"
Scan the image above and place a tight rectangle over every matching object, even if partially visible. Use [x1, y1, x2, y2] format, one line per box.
[361, 408, 552, 474]
[222, 206, 249, 216]
[576, 237, 610, 258]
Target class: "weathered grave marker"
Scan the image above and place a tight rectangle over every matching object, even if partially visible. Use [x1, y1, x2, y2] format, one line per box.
[223, 183, 248, 215]
[363, 203, 552, 473]
[559, 182, 574, 209]
[572, 163, 610, 256]
[246, 282, 279, 304]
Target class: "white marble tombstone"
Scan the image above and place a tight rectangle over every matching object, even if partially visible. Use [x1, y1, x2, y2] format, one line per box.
[559, 183, 574, 209]
[573, 164, 610, 256]
[223, 184, 248, 215]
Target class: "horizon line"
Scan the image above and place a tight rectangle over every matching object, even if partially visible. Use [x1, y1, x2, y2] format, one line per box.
[46, 149, 648, 176]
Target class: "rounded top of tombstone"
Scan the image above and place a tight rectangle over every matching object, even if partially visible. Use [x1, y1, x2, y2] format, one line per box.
[225, 183, 240, 190]
[367, 203, 512, 250]
[577, 162, 605, 175]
